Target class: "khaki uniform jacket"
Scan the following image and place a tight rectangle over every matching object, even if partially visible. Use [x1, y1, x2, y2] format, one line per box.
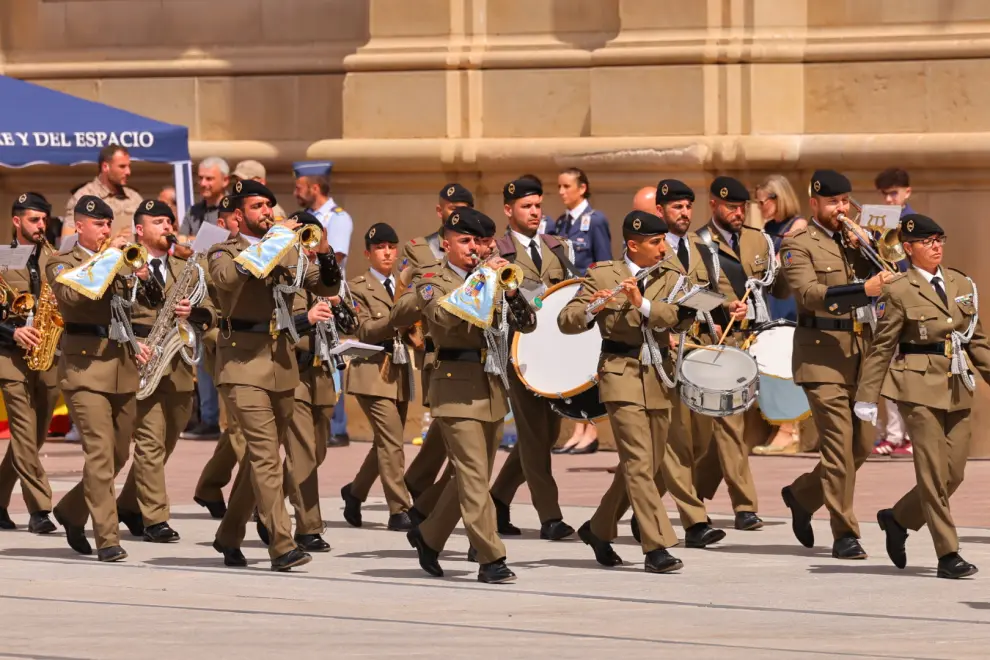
[400, 232, 443, 273]
[417, 262, 537, 422]
[64, 178, 143, 237]
[0, 247, 58, 386]
[208, 235, 340, 393]
[346, 271, 410, 401]
[46, 245, 159, 394]
[130, 254, 218, 393]
[502, 233, 570, 290]
[558, 259, 694, 410]
[856, 268, 990, 412]
[291, 289, 337, 407]
[780, 223, 874, 385]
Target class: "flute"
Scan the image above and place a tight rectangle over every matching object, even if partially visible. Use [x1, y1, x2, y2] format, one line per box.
[586, 254, 675, 315]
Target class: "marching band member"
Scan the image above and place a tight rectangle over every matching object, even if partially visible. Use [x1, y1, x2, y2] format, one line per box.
[344, 223, 418, 532]
[559, 210, 697, 573]
[209, 180, 341, 572]
[779, 169, 895, 559]
[488, 177, 579, 541]
[47, 196, 161, 562]
[0, 193, 60, 534]
[691, 176, 777, 532]
[406, 207, 537, 584]
[855, 214, 990, 578]
[115, 200, 217, 543]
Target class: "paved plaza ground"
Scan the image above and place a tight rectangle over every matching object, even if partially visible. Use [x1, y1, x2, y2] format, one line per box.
[2, 440, 990, 659]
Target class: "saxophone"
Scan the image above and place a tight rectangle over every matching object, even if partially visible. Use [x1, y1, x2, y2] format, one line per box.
[136, 237, 208, 400]
[25, 281, 62, 371]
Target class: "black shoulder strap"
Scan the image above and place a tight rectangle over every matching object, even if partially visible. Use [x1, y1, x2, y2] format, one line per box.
[495, 233, 517, 262]
[542, 234, 579, 279]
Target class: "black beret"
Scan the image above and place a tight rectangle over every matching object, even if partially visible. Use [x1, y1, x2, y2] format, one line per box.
[710, 176, 749, 203]
[288, 210, 322, 229]
[503, 178, 542, 202]
[900, 213, 944, 240]
[218, 195, 237, 214]
[74, 195, 114, 221]
[365, 222, 399, 245]
[656, 179, 695, 204]
[623, 210, 667, 236]
[231, 178, 277, 205]
[12, 192, 51, 216]
[444, 207, 487, 238]
[810, 169, 852, 197]
[440, 183, 474, 207]
[134, 199, 175, 223]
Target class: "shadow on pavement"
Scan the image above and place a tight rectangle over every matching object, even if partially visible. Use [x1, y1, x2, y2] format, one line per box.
[354, 567, 473, 580]
[706, 543, 833, 558]
[806, 563, 936, 577]
[0, 546, 92, 561]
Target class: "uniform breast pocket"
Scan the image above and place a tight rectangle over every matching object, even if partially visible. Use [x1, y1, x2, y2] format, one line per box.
[904, 306, 945, 343]
[813, 260, 846, 286]
[957, 301, 977, 321]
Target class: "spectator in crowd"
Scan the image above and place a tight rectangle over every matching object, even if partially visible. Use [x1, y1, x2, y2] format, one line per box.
[158, 185, 178, 219]
[752, 175, 808, 455]
[231, 160, 288, 220]
[62, 145, 142, 239]
[177, 157, 229, 243]
[293, 161, 354, 447]
[550, 167, 611, 275]
[875, 167, 916, 217]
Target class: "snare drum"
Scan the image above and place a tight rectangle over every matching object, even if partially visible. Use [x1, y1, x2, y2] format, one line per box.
[747, 320, 811, 424]
[679, 345, 759, 417]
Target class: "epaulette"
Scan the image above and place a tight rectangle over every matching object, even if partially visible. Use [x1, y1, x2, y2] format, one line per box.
[741, 224, 763, 232]
[948, 267, 970, 279]
[787, 227, 810, 239]
[333, 206, 344, 213]
[352, 275, 366, 284]
[887, 272, 907, 284]
[588, 261, 612, 270]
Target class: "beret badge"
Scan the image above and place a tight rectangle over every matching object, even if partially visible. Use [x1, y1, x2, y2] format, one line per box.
[17, 194, 27, 204]
[86, 200, 96, 213]
[632, 218, 642, 231]
[451, 213, 460, 225]
[661, 184, 669, 196]
[145, 200, 155, 211]
[813, 180, 821, 193]
[906, 219, 915, 232]
[447, 186, 455, 197]
[369, 227, 377, 239]
[720, 187, 728, 199]
[507, 182, 516, 195]
[235, 181, 243, 194]
[222, 197, 230, 208]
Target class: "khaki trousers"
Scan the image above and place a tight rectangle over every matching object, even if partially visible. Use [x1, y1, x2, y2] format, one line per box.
[591, 403, 678, 552]
[658, 398, 712, 528]
[892, 403, 971, 558]
[194, 389, 245, 503]
[351, 396, 411, 515]
[117, 390, 194, 526]
[214, 385, 296, 559]
[0, 377, 59, 513]
[789, 382, 874, 540]
[694, 411, 759, 512]
[55, 391, 136, 550]
[284, 397, 332, 535]
[414, 462, 453, 516]
[420, 417, 505, 565]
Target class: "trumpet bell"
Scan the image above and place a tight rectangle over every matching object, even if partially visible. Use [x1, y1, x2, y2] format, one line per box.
[879, 228, 907, 264]
[9, 293, 34, 316]
[497, 263, 524, 291]
[123, 244, 149, 269]
[298, 225, 323, 250]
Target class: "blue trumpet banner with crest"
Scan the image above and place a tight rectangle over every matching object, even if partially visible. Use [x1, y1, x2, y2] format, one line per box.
[439, 266, 500, 329]
[55, 247, 126, 300]
[233, 225, 298, 279]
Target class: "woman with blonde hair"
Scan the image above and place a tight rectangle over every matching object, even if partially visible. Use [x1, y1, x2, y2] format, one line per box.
[753, 175, 808, 454]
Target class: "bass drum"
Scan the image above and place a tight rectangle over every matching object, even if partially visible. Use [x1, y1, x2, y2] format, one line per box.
[548, 385, 608, 422]
[746, 319, 811, 424]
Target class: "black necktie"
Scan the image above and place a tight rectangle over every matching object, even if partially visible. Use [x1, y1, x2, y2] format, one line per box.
[151, 258, 165, 287]
[676, 237, 689, 270]
[28, 257, 41, 298]
[383, 277, 394, 299]
[529, 239, 543, 272]
[637, 277, 646, 295]
[932, 276, 948, 307]
[730, 232, 740, 256]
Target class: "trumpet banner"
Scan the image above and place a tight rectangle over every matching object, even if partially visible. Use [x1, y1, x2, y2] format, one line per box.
[55, 247, 125, 301]
[438, 265, 500, 329]
[233, 225, 298, 279]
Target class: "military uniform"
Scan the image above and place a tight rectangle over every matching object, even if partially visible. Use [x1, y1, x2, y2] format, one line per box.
[117, 218, 217, 541]
[856, 214, 990, 577]
[0, 199, 60, 532]
[780, 170, 877, 556]
[64, 177, 142, 238]
[558, 211, 696, 572]
[48, 196, 164, 559]
[550, 200, 611, 275]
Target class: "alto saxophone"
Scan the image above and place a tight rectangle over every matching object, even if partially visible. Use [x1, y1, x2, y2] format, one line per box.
[25, 280, 63, 372]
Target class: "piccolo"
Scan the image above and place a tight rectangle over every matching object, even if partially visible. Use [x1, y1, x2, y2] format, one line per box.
[586, 254, 675, 314]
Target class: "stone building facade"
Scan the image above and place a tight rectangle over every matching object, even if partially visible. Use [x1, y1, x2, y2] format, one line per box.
[3, 0, 990, 450]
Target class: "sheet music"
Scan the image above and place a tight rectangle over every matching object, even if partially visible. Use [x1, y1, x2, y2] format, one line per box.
[0, 245, 37, 270]
[58, 234, 79, 254]
[677, 288, 726, 313]
[330, 339, 385, 359]
[192, 223, 231, 254]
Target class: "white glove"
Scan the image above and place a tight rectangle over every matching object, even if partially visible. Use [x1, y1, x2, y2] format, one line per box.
[853, 401, 879, 426]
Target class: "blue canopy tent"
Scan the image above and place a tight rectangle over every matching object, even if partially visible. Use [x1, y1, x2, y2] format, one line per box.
[0, 75, 194, 226]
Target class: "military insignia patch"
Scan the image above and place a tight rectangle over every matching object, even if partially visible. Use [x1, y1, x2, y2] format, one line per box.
[17, 194, 27, 204]
[423, 272, 436, 278]
[421, 284, 435, 301]
[783, 251, 793, 266]
[829, 303, 838, 313]
[53, 264, 65, 275]
[876, 302, 886, 319]
[212, 251, 224, 260]
[955, 294, 974, 305]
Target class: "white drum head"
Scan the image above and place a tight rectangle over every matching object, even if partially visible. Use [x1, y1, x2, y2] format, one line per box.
[512, 280, 602, 398]
[748, 325, 795, 379]
[680, 346, 758, 390]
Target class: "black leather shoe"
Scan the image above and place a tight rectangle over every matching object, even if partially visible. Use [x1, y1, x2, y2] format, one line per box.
[0, 506, 15, 530]
[388, 511, 415, 531]
[28, 512, 57, 535]
[684, 523, 726, 548]
[578, 521, 623, 567]
[832, 535, 868, 560]
[735, 511, 763, 531]
[540, 519, 575, 541]
[630, 515, 641, 543]
[255, 513, 270, 546]
[877, 509, 908, 569]
[327, 433, 350, 448]
[569, 440, 599, 455]
[408, 507, 426, 526]
[478, 559, 516, 584]
[143, 522, 180, 543]
[97, 546, 128, 562]
[341, 483, 363, 528]
[781, 486, 814, 548]
[494, 498, 521, 536]
[54, 509, 92, 555]
[117, 509, 144, 538]
[212, 540, 247, 567]
[271, 548, 312, 572]
[295, 534, 331, 553]
[645, 548, 683, 573]
[193, 496, 227, 519]
[407, 527, 443, 577]
[466, 546, 478, 563]
[937, 552, 978, 579]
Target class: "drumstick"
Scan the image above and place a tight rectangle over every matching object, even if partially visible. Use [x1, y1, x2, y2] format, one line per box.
[717, 288, 752, 347]
[683, 342, 724, 352]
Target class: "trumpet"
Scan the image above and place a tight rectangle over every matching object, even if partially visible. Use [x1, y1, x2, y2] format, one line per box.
[298, 224, 322, 250]
[586, 254, 675, 315]
[96, 235, 150, 269]
[468, 253, 525, 292]
[0, 276, 35, 319]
